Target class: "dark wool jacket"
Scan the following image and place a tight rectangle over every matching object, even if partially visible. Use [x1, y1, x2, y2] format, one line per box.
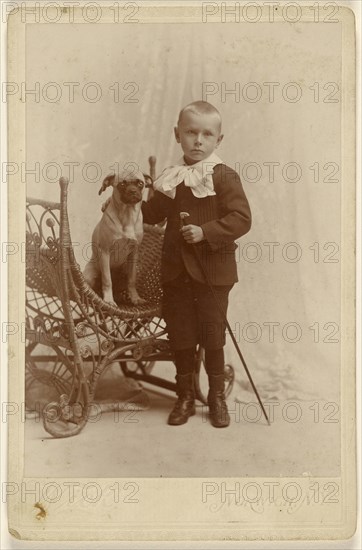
[141, 164, 252, 286]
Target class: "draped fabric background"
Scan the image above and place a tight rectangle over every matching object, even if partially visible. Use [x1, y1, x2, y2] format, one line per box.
[26, 20, 341, 404]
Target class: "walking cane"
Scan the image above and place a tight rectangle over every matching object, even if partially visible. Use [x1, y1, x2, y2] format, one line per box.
[180, 212, 270, 426]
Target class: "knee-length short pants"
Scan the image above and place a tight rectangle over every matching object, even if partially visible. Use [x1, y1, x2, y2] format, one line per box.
[162, 268, 234, 351]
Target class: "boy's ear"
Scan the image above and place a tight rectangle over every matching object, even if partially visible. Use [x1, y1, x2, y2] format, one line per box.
[216, 134, 224, 148]
[143, 174, 153, 188]
[174, 126, 180, 143]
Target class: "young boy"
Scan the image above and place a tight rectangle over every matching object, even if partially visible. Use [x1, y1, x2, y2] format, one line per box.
[142, 100, 252, 428]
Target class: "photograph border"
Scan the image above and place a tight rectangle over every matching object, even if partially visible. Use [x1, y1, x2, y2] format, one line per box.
[5, 1, 358, 542]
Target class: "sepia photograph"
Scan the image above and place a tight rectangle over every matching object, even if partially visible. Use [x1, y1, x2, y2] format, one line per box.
[4, 0, 358, 542]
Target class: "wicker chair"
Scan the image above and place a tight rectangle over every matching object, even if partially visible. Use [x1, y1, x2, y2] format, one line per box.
[25, 157, 235, 437]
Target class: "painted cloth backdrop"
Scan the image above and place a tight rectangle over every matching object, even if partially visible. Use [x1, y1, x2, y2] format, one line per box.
[26, 21, 341, 403]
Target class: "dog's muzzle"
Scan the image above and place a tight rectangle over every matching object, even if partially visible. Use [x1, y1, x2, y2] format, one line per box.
[117, 180, 144, 204]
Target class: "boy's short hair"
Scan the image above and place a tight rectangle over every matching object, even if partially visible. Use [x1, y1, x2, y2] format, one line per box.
[177, 101, 222, 129]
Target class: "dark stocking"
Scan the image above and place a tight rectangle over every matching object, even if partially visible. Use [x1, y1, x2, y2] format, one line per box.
[204, 348, 224, 375]
[174, 347, 197, 375]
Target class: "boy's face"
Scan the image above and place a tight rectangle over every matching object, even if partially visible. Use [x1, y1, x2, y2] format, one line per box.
[174, 111, 224, 165]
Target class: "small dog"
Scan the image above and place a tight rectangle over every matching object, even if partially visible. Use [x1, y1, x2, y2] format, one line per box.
[83, 168, 153, 306]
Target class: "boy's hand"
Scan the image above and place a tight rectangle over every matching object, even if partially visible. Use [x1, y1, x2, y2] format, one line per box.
[180, 224, 205, 244]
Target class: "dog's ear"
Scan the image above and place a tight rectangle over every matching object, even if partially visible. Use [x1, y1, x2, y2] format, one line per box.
[98, 174, 115, 195]
[143, 174, 153, 188]
[101, 197, 112, 213]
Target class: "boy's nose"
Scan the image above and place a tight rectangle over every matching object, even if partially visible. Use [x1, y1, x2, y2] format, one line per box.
[195, 134, 202, 145]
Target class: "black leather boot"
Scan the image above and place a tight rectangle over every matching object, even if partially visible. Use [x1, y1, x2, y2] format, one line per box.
[207, 374, 230, 428]
[168, 373, 196, 426]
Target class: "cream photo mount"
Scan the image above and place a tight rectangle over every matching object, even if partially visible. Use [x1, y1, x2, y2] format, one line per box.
[6, 2, 357, 542]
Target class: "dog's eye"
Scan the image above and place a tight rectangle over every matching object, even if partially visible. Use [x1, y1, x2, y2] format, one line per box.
[137, 181, 144, 188]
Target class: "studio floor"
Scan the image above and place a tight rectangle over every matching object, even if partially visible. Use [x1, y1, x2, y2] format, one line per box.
[24, 362, 340, 479]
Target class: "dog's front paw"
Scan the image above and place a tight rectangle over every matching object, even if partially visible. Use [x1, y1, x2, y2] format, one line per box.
[128, 290, 146, 306]
[106, 300, 118, 308]
[102, 292, 118, 307]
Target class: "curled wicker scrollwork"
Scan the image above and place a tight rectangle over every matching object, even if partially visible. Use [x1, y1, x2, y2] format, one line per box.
[79, 345, 93, 359]
[43, 393, 89, 438]
[100, 339, 115, 354]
